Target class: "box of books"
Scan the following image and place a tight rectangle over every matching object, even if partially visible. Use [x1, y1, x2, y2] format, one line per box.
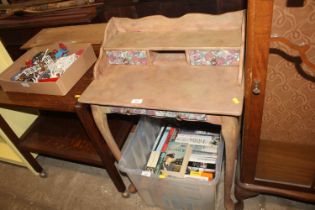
[117, 116, 223, 210]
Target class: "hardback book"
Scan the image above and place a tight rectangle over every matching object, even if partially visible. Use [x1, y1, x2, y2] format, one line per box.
[159, 141, 192, 177]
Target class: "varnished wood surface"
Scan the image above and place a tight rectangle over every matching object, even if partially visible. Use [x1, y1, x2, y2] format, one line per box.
[238, 0, 315, 204]
[19, 112, 133, 167]
[240, 0, 274, 183]
[255, 140, 315, 189]
[236, 173, 315, 203]
[0, 68, 93, 112]
[19, 112, 103, 166]
[22, 23, 106, 50]
[0, 7, 97, 29]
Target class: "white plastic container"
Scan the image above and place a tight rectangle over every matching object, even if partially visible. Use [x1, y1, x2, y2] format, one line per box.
[118, 117, 223, 210]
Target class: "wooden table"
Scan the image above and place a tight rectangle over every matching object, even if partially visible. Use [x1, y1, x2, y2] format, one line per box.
[0, 68, 132, 194]
[79, 12, 245, 209]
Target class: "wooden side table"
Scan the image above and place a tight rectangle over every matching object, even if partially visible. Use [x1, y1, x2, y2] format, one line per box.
[0, 68, 132, 194]
[79, 12, 245, 209]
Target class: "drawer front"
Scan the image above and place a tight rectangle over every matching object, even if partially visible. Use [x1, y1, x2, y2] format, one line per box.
[187, 49, 240, 66]
[106, 50, 148, 65]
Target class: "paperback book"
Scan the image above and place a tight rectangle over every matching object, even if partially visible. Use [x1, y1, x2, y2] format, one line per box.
[159, 141, 192, 178]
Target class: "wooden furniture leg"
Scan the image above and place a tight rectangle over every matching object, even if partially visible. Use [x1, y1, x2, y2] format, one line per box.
[221, 116, 240, 210]
[75, 103, 127, 194]
[0, 115, 46, 177]
[91, 105, 121, 160]
[90, 104, 137, 194]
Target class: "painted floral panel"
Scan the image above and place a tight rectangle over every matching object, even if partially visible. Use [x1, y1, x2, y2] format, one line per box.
[108, 107, 207, 121]
[188, 49, 240, 66]
[106, 50, 148, 65]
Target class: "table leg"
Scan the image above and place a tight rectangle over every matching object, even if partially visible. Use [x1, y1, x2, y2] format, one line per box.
[91, 105, 121, 161]
[221, 116, 240, 210]
[0, 115, 46, 177]
[90, 105, 137, 194]
[75, 103, 126, 193]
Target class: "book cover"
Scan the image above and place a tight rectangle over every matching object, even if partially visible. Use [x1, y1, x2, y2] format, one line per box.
[145, 126, 167, 171]
[160, 141, 191, 177]
[191, 144, 218, 154]
[175, 133, 219, 147]
[154, 127, 178, 175]
[156, 126, 171, 152]
[152, 126, 166, 151]
[146, 127, 177, 172]
[189, 154, 216, 164]
[187, 161, 216, 172]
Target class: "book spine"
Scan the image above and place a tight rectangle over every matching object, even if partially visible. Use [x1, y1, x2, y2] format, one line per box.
[188, 171, 214, 181]
[189, 156, 216, 164]
[175, 135, 218, 146]
[187, 166, 215, 173]
[161, 127, 176, 152]
[146, 151, 161, 171]
[191, 145, 218, 154]
[179, 144, 192, 175]
[188, 161, 216, 170]
[154, 152, 166, 175]
[156, 127, 171, 152]
[151, 126, 166, 151]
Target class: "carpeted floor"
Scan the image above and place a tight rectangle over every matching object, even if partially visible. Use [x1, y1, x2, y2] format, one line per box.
[0, 156, 314, 210]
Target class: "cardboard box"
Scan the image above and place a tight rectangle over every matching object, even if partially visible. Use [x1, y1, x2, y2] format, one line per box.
[0, 43, 96, 96]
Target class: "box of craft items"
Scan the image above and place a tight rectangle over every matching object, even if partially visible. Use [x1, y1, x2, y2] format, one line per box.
[0, 43, 96, 95]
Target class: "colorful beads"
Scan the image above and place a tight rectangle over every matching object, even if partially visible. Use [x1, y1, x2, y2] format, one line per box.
[11, 44, 82, 83]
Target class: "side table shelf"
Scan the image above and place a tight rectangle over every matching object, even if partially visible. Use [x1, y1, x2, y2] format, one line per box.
[0, 68, 134, 194]
[19, 112, 133, 167]
[19, 112, 102, 166]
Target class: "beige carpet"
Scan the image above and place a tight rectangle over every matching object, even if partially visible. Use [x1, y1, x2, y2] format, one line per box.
[0, 156, 314, 210]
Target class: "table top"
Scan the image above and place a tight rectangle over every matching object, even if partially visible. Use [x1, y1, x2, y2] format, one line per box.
[0, 68, 93, 112]
[80, 62, 244, 116]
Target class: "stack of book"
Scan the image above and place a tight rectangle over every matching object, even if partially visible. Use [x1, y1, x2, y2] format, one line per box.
[145, 124, 220, 182]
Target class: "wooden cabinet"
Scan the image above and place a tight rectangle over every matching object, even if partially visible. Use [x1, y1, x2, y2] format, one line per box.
[237, 0, 315, 204]
[0, 0, 246, 60]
